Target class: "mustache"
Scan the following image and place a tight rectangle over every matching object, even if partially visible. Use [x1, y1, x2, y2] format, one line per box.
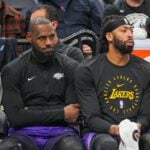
[43, 46, 56, 51]
[126, 39, 134, 43]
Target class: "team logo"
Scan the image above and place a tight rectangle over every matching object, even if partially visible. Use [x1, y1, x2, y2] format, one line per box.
[53, 73, 64, 80]
[103, 75, 140, 114]
[27, 76, 36, 82]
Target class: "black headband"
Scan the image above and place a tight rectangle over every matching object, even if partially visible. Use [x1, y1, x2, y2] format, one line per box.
[103, 17, 131, 33]
[100, 16, 131, 52]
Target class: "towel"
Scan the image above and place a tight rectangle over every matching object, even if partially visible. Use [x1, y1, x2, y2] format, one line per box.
[119, 119, 139, 150]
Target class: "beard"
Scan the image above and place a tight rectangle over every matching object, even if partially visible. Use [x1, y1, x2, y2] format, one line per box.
[114, 37, 134, 54]
[32, 45, 56, 63]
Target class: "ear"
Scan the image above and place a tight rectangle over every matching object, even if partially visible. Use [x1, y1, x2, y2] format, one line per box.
[26, 32, 32, 43]
[106, 32, 113, 42]
[51, 21, 59, 30]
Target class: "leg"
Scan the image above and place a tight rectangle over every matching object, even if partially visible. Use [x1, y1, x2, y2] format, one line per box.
[0, 110, 8, 136]
[0, 134, 40, 150]
[91, 133, 118, 150]
[140, 132, 150, 150]
[46, 135, 84, 150]
[0, 110, 8, 139]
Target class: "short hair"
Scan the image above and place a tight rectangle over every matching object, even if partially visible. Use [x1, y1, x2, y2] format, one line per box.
[28, 17, 51, 32]
[31, 4, 58, 21]
[99, 15, 131, 53]
[102, 15, 130, 35]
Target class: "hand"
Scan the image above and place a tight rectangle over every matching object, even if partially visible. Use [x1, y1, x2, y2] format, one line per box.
[109, 125, 119, 136]
[134, 123, 141, 139]
[82, 44, 92, 58]
[64, 104, 80, 124]
[136, 122, 142, 132]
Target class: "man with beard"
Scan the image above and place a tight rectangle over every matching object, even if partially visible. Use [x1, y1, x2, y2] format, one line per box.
[0, 17, 84, 150]
[29, 4, 84, 62]
[75, 15, 150, 150]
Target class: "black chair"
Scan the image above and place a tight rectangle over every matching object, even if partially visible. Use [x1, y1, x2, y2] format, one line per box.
[61, 29, 100, 57]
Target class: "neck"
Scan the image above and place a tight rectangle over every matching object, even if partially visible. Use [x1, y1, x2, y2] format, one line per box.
[126, 0, 144, 7]
[107, 51, 130, 66]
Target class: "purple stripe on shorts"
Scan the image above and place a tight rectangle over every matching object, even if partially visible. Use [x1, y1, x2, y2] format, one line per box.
[9, 126, 79, 150]
[83, 132, 96, 150]
[9, 126, 79, 136]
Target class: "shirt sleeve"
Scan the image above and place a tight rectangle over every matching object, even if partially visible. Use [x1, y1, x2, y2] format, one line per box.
[63, 55, 80, 104]
[75, 64, 111, 133]
[1, 65, 65, 128]
[67, 46, 84, 63]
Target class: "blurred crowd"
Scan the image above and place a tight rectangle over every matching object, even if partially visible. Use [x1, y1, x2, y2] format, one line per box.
[1, 0, 150, 56]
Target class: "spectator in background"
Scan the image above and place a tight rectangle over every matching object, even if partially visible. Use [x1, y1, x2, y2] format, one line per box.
[38, 0, 105, 58]
[0, 17, 84, 150]
[4, 0, 39, 17]
[0, 0, 25, 38]
[0, 0, 26, 56]
[38, 0, 104, 38]
[104, 0, 150, 39]
[30, 5, 84, 62]
[75, 15, 150, 150]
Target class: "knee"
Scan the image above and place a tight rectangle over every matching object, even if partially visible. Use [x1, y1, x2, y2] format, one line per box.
[102, 139, 118, 150]
[140, 133, 150, 150]
[0, 110, 8, 138]
[92, 134, 118, 150]
[55, 136, 84, 150]
[0, 137, 22, 150]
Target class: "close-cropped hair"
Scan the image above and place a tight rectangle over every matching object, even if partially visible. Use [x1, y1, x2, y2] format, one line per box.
[28, 17, 51, 32]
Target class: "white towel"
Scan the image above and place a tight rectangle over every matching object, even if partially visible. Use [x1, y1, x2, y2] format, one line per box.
[119, 119, 139, 150]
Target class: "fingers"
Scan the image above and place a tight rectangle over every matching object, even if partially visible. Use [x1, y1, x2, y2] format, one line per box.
[136, 123, 141, 131]
[82, 44, 92, 54]
[109, 125, 120, 136]
[83, 48, 92, 53]
[133, 130, 141, 141]
[64, 103, 81, 123]
[71, 103, 80, 108]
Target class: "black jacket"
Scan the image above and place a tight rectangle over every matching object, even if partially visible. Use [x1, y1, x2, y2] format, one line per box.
[1, 50, 79, 128]
[56, 42, 84, 62]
